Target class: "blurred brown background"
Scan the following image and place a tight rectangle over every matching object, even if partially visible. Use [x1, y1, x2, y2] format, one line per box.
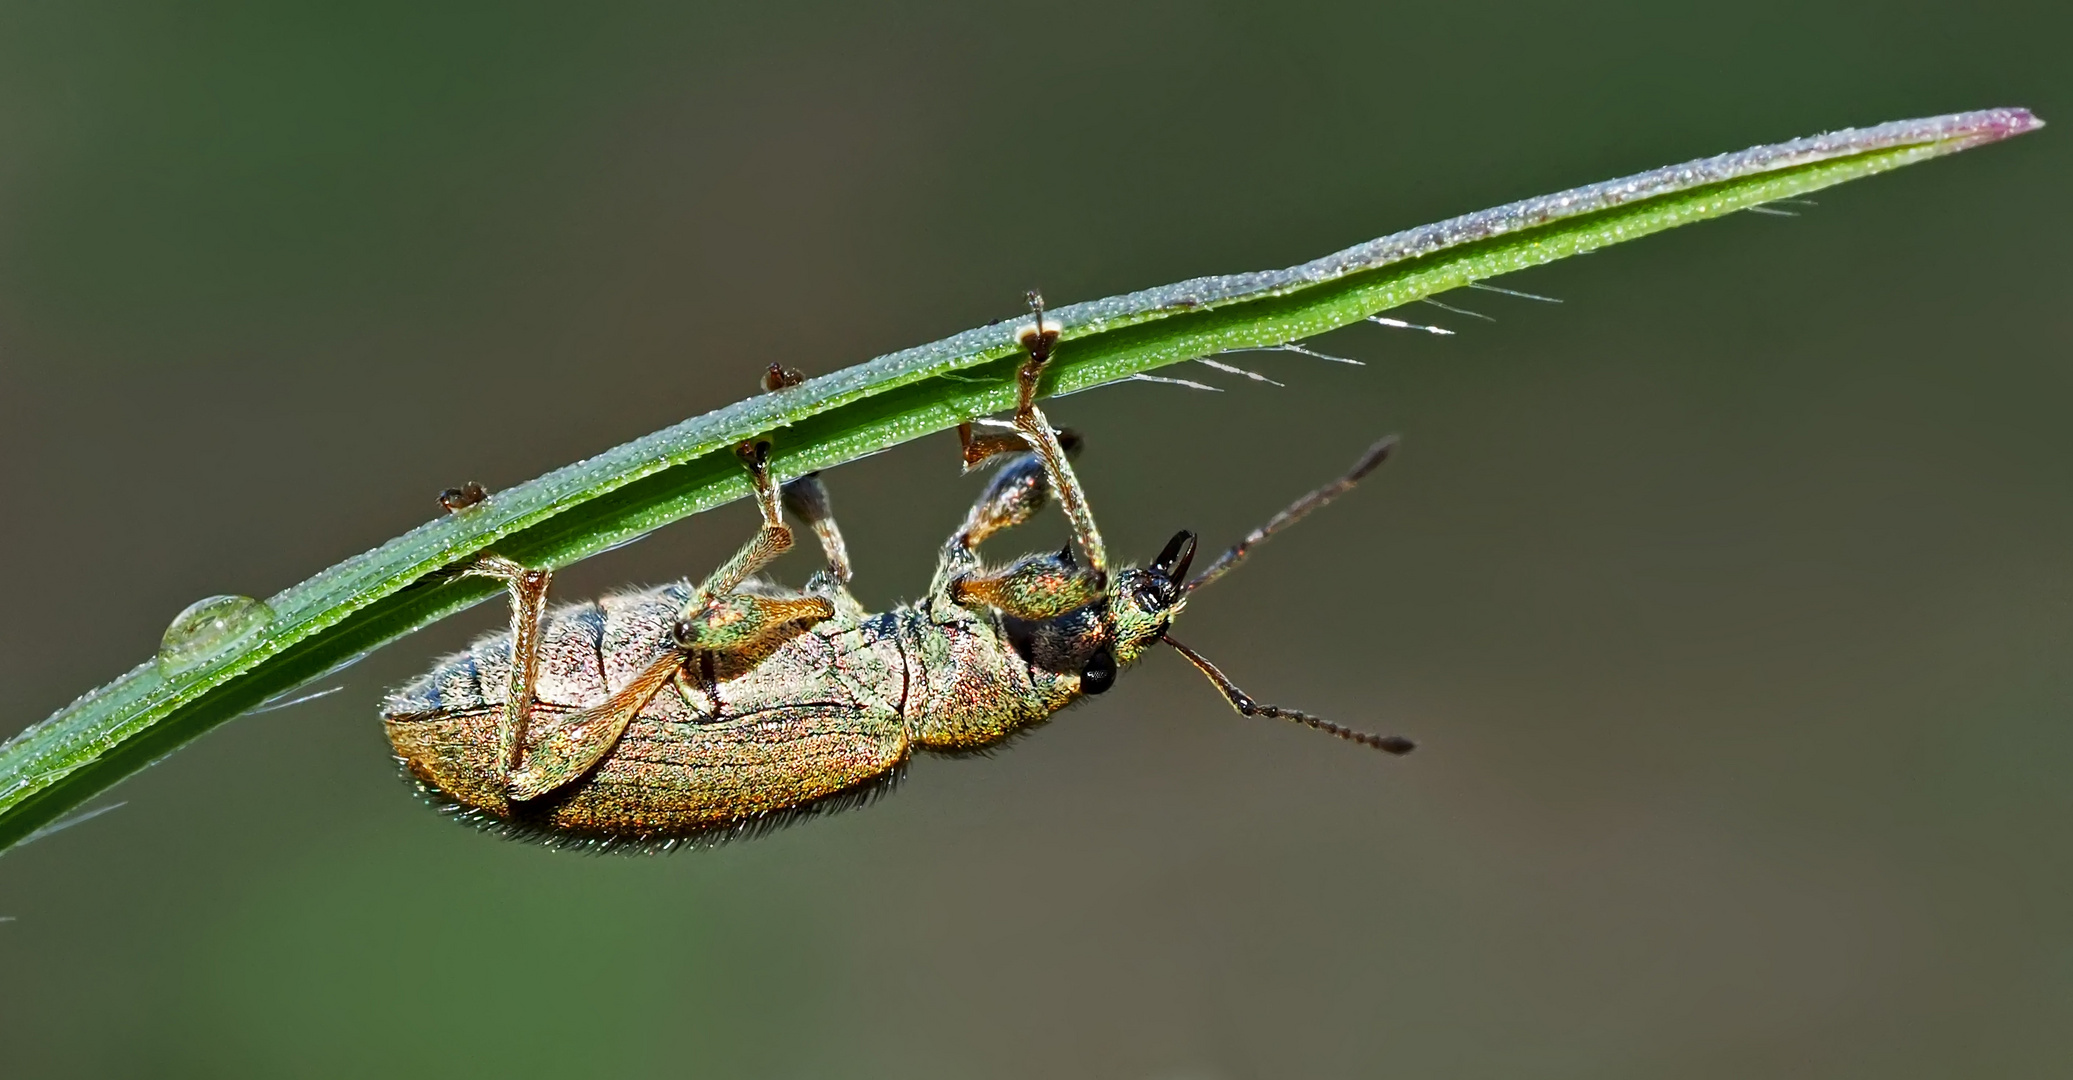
[1, 2, 2067, 1076]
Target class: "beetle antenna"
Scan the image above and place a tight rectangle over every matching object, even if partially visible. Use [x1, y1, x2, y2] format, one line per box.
[1162, 635, 1414, 754]
[1185, 434, 1397, 593]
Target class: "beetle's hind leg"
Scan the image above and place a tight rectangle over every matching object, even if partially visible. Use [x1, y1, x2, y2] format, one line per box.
[489, 442, 845, 804]
[453, 554, 553, 776]
[444, 553, 687, 803]
[437, 439, 844, 805]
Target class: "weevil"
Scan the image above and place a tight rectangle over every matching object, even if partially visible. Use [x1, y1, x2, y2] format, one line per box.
[383, 297, 1413, 847]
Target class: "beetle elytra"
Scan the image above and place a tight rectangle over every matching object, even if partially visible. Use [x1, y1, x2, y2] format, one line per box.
[383, 296, 1412, 848]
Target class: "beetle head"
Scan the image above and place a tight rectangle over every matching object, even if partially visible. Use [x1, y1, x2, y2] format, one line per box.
[1105, 529, 1196, 668]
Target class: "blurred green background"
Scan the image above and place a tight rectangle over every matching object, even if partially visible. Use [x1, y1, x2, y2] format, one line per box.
[1, 2, 2066, 1077]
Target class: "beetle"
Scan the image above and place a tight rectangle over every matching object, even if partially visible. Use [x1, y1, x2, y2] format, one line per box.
[383, 298, 1413, 848]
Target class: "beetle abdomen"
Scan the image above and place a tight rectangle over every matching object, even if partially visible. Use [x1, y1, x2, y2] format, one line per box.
[386, 700, 910, 847]
[384, 585, 913, 847]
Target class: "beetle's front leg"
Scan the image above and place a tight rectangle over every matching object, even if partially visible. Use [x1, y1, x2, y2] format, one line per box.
[929, 425, 1087, 600]
[950, 547, 1105, 621]
[1004, 293, 1108, 576]
[946, 428, 1083, 554]
[943, 292, 1108, 582]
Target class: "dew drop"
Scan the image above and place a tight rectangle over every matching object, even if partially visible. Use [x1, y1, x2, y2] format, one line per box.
[157, 594, 273, 674]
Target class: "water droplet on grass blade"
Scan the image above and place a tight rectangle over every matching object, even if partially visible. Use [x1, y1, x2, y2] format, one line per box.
[157, 594, 273, 674]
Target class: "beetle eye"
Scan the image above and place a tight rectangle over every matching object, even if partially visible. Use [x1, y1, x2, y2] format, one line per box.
[1079, 647, 1117, 695]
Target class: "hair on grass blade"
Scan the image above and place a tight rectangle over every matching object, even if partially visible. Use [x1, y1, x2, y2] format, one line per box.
[1055, 372, 1223, 398]
[1220, 343, 1365, 366]
[1128, 373, 1221, 391]
[1468, 282, 1562, 302]
[1194, 357, 1285, 386]
[1367, 315, 1455, 336]
[1420, 297, 1494, 322]
[17, 801, 127, 847]
[246, 685, 345, 716]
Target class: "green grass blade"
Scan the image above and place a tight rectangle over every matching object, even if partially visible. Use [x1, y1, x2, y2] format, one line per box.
[0, 107, 2042, 852]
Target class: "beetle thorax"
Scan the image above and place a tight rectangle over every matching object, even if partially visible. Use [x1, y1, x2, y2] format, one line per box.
[897, 603, 1081, 752]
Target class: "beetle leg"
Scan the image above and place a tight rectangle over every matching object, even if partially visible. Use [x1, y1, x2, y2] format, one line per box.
[937, 292, 1108, 594]
[672, 663, 720, 718]
[506, 648, 687, 801]
[673, 591, 835, 654]
[956, 421, 1032, 471]
[687, 440, 797, 601]
[452, 553, 700, 799]
[673, 439, 836, 655]
[950, 547, 1105, 621]
[1007, 292, 1107, 575]
[779, 472, 852, 585]
[945, 429, 1084, 555]
[453, 554, 553, 776]
[929, 429, 1084, 598]
[754, 363, 856, 589]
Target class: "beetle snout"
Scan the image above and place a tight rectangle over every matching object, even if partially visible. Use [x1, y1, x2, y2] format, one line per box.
[1150, 530, 1196, 583]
